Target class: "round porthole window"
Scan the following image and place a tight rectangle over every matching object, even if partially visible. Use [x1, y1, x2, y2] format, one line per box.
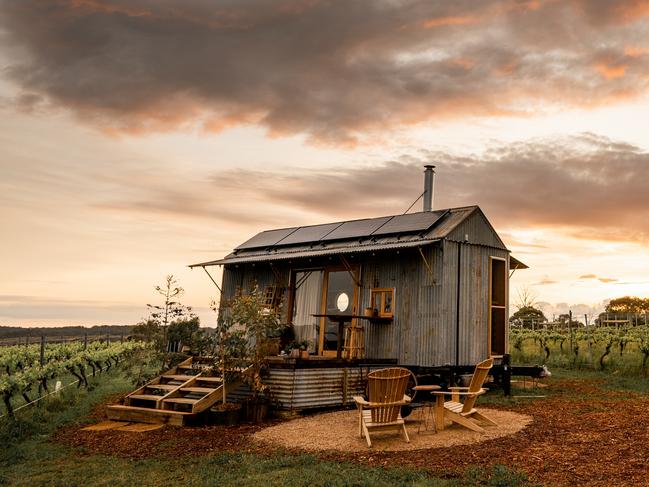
[336, 292, 349, 312]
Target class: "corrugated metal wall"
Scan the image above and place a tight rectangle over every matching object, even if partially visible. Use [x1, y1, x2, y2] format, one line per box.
[446, 209, 507, 249]
[442, 240, 509, 366]
[227, 366, 380, 410]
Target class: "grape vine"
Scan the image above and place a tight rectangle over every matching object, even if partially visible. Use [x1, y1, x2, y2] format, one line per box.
[0, 341, 145, 418]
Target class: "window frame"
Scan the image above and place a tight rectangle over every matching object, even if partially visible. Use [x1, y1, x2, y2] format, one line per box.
[370, 288, 395, 318]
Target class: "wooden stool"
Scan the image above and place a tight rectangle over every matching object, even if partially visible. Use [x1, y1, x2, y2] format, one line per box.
[412, 384, 441, 433]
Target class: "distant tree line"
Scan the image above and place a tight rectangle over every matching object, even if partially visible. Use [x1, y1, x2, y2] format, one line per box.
[0, 325, 134, 339]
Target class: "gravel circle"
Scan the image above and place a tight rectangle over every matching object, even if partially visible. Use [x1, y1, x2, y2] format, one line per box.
[253, 408, 532, 452]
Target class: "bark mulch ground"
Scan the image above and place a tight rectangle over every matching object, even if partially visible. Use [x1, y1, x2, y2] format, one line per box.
[54, 378, 649, 486]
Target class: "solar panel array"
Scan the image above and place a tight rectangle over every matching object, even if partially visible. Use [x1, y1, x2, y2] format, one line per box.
[319, 216, 392, 242]
[275, 222, 342, 246]
[372, 210, 445, 236]
[235, 227, 298, 250]
[235, 211, 447, 250]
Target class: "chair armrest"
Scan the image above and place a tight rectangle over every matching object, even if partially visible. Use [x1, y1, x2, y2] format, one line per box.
[433, 388, 487, 396]
[431, 388, 487, 397]
[448, 386, 470, 391]
[353, 396, 369, 406]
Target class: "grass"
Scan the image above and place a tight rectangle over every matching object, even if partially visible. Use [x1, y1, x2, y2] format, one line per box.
[0, 363, 532, 487]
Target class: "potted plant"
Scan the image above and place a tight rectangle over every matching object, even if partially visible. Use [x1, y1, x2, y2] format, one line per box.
[210, 299, 247, 425]
[285, 340, 310, 358]
[215, 284, 287, 423]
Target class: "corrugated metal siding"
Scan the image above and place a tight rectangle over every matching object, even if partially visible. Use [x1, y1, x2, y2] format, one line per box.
[361, 256, 401, 360]
[227, 366, 380, 410]
[442, 240, 509, 366]
[446, 209, 507, 250]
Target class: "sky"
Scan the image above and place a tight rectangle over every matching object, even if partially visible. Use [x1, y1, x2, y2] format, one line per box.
[1, 0, 649, 327]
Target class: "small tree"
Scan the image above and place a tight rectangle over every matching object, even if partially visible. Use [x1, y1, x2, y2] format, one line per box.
[212, 301, 247, 405]
[213, 284, 287, 403]
[147, 275, 193, 352]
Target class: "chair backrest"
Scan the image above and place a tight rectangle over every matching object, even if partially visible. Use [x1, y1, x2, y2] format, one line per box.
[462, 358, 493, 413]
[367, 367, 410, 423]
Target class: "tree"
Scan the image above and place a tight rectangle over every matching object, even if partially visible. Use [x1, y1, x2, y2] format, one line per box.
[167, 316, 211, 354]
[509, 306, 547, 328]
[515, 286, 539, 310]
[147, 275, 193, 351]
[213, 284, 287, 403]
[605, 296, 649, 314]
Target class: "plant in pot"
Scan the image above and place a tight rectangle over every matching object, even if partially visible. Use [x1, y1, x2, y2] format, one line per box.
[233, 285, 287, 423]
[285, 340, 310, 358]
[211, 300, 248, 425]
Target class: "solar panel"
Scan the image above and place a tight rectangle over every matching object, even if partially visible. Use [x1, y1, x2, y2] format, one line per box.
[320, 216, 392, 241]
[371, 211, 446, 236]
[274, 222, 343, 246]
[235, 227, 298, 250]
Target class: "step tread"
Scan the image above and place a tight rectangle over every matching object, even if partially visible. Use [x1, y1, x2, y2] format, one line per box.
[181, 386, 216, 394]
[128, 394, 163, 401]
[107, 404, 193, 415]
[195, 377, 222, 383]
[162, 374, 199, 381]
[145, 384, 177, 391]
[163, 398, 199, 405]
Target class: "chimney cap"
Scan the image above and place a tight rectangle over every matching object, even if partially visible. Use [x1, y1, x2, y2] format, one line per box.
[424, 164, 436, 170]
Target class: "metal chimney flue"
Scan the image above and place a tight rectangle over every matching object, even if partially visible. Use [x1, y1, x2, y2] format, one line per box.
[423, 165, 435, 212]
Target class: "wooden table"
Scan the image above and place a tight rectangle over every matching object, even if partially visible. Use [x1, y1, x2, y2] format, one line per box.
[412, 384, 442, 433]
[311, 314, 391, 359]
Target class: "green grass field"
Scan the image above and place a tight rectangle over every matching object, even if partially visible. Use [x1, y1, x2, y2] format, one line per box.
[0, 365, 530, 487]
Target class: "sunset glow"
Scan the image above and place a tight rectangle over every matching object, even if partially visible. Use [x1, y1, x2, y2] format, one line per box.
[1, 0, 649, 327]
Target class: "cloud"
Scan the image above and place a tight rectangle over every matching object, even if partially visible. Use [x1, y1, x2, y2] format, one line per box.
[209, 133, 649, 241]
[580, 274, 619, 283]
[1, 0, 649, 144]
[82, 132, 649, 242]
[535, 277, 558, 285]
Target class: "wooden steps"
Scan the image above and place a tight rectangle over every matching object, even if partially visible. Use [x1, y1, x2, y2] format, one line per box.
[106, 357, 247, 426]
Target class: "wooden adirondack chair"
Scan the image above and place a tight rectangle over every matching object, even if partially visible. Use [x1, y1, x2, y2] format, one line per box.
[432, 358, 496, 433]
[353, 367, 412, 447]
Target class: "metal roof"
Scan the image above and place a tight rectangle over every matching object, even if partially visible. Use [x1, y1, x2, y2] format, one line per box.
[196, 237, 442, 266]
[190, 206, 528, 269]
[191, 206, 483, 267]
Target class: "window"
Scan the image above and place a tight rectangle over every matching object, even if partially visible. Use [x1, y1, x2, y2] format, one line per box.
[370, 288, 395, 318]
[263, 285, 285, 311]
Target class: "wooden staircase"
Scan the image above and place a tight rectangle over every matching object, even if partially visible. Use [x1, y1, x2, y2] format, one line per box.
[107, 357, 244, 426]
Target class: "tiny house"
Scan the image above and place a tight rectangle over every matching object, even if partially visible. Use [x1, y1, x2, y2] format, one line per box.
[191, 166, 528, 408]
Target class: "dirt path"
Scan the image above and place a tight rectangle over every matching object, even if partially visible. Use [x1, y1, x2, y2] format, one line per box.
[55, 378, 649, 486]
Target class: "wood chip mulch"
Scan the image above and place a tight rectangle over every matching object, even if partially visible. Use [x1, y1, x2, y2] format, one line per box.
[54, 378, 649, 487]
